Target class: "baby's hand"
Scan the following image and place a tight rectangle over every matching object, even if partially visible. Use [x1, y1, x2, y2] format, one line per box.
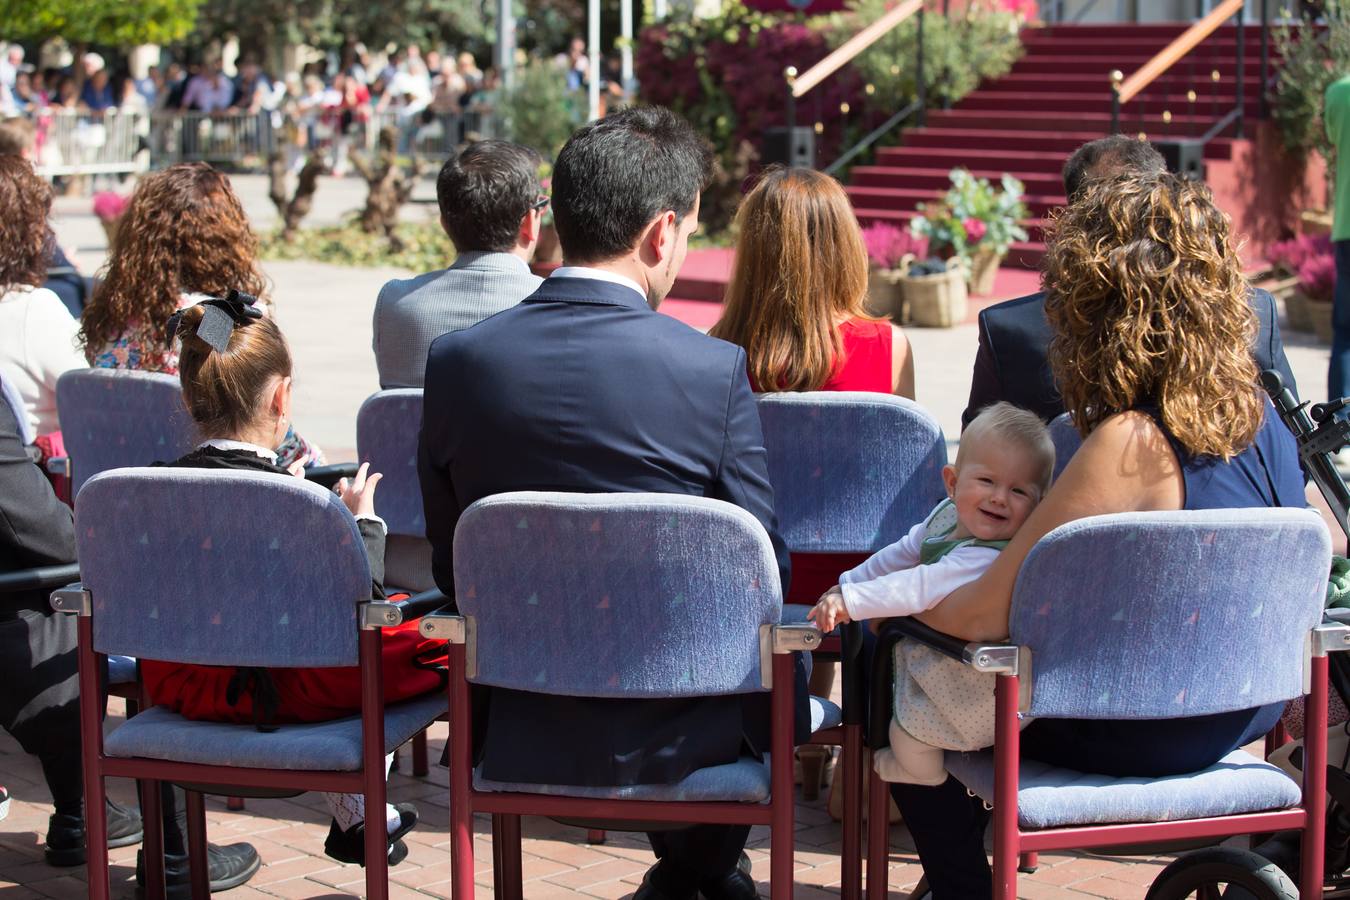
[807, 586, 852, 634]
[337, 462, 382, 518]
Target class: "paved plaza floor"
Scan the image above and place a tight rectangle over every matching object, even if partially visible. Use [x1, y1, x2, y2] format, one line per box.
[0, 173, 1332, 898]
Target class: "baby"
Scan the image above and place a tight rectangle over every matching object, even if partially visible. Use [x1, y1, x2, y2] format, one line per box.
[808, 401, 1055, 784]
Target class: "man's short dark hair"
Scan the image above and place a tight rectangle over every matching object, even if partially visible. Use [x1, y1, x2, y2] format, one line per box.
[552, 106, 713, 263]
[436, 140, 543, 253]
[1062, 135, 1166, 201]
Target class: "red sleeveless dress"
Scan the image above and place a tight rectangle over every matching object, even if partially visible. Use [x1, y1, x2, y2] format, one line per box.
[751, 318, 894, 604]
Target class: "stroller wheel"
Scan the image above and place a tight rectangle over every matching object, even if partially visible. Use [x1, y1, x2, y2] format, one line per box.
[1145, 847, 1297, 900]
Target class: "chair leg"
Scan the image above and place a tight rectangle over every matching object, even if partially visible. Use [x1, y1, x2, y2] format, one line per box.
[85, 768, 112, 900]
[865, 771, 890, 900]
[585, 829, 607, 845]
[413, 729, 430, 777]
[493, 814, 523, 900]
[840, 725, 863, 900]
[185, 790, 210, 900]
[449, 645, 476, 900]
[365, 768, 390, 900]
[139, 779, 166, 900]
[1018, 851, 1039, 874]
[798, 745, 830, 802]
[226, 796, 245, 811]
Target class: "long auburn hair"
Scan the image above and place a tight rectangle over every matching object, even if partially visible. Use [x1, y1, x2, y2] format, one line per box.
[0, 155, 54, 295]
[80, 163, 269, 367]
[1043, 172, 1262, 459]
[710, 167, 872, 391]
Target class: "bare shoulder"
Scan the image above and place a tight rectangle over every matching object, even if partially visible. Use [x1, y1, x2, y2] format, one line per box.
[1068, 409, 1183, 508]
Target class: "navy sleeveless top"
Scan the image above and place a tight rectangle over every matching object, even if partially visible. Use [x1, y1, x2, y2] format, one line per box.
[1020, 397, 1306, 778]
[1142, 398, 1305, 512]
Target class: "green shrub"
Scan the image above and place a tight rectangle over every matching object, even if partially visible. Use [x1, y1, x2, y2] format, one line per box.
[503, 57, 588, 162]
[1270, 1, 1350, 167]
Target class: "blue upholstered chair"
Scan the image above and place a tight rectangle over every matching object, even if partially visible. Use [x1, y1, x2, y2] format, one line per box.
[419, 491, 838, 900]
[865, 508, 1339, 900]
[53, 468, 446, 900]
[356, 389, 427, 556]
[55, 369, 196, 496]
[1047, 412, 1081, 481]
[755, 391, 946, 895]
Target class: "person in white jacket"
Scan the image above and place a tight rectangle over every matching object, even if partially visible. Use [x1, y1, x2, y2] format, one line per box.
[0, 155, 86, 437]
[808, 401, 1054, 785]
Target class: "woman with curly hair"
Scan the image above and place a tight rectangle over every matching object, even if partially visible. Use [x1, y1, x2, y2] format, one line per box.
[880, 173, 1309, 898]
[0, 154, 86, 438]
[80, 162, 322, 467]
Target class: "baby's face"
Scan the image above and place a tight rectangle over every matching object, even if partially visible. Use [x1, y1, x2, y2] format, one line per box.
[945, 440, 1045, 542]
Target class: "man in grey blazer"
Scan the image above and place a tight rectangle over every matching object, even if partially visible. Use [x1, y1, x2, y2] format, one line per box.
[373, 140, 548, 387]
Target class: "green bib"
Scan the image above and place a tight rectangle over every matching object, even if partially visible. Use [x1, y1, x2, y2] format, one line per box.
[916, 498, 1009, 566]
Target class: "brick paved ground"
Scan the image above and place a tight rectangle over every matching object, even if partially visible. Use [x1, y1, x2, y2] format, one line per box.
[0, 700, 1189, 899]
[3, 175, 1323, 899]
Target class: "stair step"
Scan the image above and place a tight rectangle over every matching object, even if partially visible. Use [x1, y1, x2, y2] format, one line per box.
[854, 209, 1051, 241]
[926, 108, 1237, 135]
[847, 185, 1066, 217]
[958, 91, 1261, 117]
[982, 73, 1256, 93]
[1036, 23, 1284, 39]
[1012, 57, 1263, 75]
[851, 166, 1065, 195]
[874, 146, 1070, 174]
[900, 127, 1235, 158]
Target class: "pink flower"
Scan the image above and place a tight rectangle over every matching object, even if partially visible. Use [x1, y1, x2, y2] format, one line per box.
[1298, 253, 1336, 303]
[861, 221, 925, 270]
[92, 191, 128, 223]
[962, 218, 987, 244]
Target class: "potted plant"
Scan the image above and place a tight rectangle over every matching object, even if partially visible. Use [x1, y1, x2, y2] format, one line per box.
[860, 221, 923, 322]
[910, 169, 1028, 296]
[1268, 234, 1331, 331]
[1298, 251, 1336, 343]
[92, 191, 129, 248]
[897, 256, 968, 328]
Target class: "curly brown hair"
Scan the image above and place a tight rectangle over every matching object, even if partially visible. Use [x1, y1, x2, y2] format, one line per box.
[0, 155, 53, 295]
[1043, 172, 1261, 459]
[80, 163, 269, 367]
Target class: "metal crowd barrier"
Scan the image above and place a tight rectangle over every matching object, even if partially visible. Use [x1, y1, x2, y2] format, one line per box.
[34, 110, 149, 178]
[148, 111, 275, 167]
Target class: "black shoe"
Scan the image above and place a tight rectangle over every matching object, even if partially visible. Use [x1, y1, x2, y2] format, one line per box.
[322, 802, 418, 866]
[698, 863, 758, 900]
[45, 799, 144, 867]
[135, 842, 260, 898]
[633, 859, 698, 900]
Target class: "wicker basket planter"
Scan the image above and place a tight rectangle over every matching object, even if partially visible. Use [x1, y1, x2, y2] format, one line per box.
[865, 265, 910, 323]
[1309, 298, 1334, 343]
[900, 261, 968, 328]
[968, 247, 1001, 296]
[1285, 289, 1312, 332]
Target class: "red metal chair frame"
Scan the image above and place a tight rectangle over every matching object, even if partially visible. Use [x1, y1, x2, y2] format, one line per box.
[864, 618, 1339, 900]
[424, 613, 821, 900]
[61, 587, 419, 900]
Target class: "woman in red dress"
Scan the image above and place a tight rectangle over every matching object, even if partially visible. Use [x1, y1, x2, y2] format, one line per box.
[710, 167, 916, 797]
[711, 166, 915, 603]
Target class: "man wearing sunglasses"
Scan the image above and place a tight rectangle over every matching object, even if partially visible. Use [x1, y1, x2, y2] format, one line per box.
[373, 139, 547, 390]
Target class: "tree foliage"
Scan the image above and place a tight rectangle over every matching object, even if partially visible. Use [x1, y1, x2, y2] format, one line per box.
[0, 0, 202, 45]
[1270, 0, 1350, 162]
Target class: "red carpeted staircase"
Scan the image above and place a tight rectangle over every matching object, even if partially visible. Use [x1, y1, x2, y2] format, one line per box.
[849, 22, 1269, 269]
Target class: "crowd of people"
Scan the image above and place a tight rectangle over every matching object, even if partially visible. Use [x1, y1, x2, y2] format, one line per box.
[0, 99, 1336, 900]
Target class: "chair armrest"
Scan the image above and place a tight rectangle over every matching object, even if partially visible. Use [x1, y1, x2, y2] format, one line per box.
[866, 618, 1020, 750]
[419, 611, 467, 643]
[839, 620, 866, 726]
[305, 463, 359, 489]
[394, 588, 450, 622]
[0, 563, 80, 595]
[1315, 618, 1350, 655]
[360, 590, 453, 630]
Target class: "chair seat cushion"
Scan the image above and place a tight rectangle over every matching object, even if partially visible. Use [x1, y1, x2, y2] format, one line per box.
[945, 748, 1301, 830]
[104, 693, 444, 772]
[476, 755, 771, 802]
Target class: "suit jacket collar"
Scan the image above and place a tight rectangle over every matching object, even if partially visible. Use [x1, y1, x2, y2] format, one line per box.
[448, 251, 533, 274]
[523, 276, 653, 311]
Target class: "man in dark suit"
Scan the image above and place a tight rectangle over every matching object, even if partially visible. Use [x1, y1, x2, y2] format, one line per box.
[963, 135, 1298, 429]
[419, 106, 790, 900]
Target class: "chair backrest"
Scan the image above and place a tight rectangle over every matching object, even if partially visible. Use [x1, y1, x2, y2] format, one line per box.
[1048, 412, 1081, 481]
[75, 468, 372, 668]
[756, 392, 947, 553]
[356, 389, 425, 538]
[57, 369, 197, 496]
[1009, 508, 1331, 719]
[453, 492, 781, 698]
